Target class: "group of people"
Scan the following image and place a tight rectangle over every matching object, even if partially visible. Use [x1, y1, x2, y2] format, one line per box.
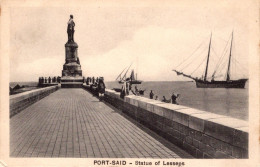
[38, 76, 61, 84]
[86, 77, 100, 86]
[120, 78, 145, 98]
[119, 79, 180, 105]
[149, 90, 180, 104]
[120, 78, 132, 98]
[87, 76, 106, 101]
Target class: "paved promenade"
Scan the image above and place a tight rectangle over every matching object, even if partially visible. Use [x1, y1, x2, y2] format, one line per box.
[10, 89, 192, 158]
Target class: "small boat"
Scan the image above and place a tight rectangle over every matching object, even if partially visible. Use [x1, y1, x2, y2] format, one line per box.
[116, 64, 142, 85]
[112, 88, 122, 92]
[173, 32, 248, 88]
[129, 70, 142, 84]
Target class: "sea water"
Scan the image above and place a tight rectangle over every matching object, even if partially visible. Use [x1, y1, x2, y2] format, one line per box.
[105, 81, 248, 121]
[10, 81, 248, 121]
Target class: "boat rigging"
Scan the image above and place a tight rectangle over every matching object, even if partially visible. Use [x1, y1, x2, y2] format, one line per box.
[116, 63, 142, 84]
[173, 32, 248, 88]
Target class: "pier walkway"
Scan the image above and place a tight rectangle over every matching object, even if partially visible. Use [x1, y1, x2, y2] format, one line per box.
[10, 89, 192, 158]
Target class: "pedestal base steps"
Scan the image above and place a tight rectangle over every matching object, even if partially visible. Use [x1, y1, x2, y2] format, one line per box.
[61, 77, 83, 88]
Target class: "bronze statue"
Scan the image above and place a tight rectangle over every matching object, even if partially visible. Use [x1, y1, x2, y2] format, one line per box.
[67, 15, 75, 42]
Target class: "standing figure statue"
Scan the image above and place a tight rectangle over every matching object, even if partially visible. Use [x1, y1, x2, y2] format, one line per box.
[67, 15, 75, 42]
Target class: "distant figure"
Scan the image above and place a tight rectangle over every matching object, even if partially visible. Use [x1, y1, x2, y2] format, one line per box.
[149, 90, 154, 99]
[44, 77, 47, 83]
[94, 77, 99, 87]
[48, 77, 51, 83]
[120, 85, 126, 99]
[155, 96, 158, 100]
[57, 76, 61, 83]
[162, 96, 171, 103]
[162, 96, 167, 102]
[138, 89, 145, 95]
[126, 78, 130, 95]
[120, 78, 130, 98]
[135, 86, 139, 95]
[86, 77, 90, 85]
[171, 92, 180, 105]
[39, 77, 44, 84]
[129, 82, 132, 92]
[92, 77, 95, 84]
[98, 78, 106, 101]
[53, 76, 57, 83]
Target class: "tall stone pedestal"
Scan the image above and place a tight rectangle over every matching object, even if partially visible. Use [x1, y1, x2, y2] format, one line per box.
[61, 41, 83, 88]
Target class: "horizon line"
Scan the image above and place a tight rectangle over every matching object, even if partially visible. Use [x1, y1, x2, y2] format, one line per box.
[9, 80, 193, 83]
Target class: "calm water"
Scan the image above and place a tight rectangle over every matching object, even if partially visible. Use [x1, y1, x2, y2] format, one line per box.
[10, 82, 38, 88]
[10, 82, 39, 95]
[105, 81, 248, 121]
[10, 81, 248, 121]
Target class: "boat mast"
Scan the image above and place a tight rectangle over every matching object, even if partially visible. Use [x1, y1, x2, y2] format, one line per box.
[226, 32, 233, 81]
[122, 63, 132, 81]
[115, 67, 127, 81]
[204, 33, 212, 82]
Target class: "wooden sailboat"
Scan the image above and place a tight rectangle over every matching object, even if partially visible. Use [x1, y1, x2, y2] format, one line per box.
[173, 32, 248, 88]
[116, 64, 132, 84]
[116, 64, 142, 84]
[129, 70, 142, 84]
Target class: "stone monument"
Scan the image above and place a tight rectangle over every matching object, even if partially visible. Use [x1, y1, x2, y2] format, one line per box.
[61, 15, 84, 88]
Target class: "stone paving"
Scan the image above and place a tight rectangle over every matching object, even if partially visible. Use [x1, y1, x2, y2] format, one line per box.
[10, 89, 192, 158]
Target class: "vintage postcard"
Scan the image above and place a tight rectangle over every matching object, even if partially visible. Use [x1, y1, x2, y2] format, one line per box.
[0, 0, 259, 166]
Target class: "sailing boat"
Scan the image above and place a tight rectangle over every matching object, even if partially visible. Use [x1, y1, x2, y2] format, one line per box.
[173, 32, 248, 88]
[116, 64, 132, 84]
[129, 70, 142, 84]
[116, 64, 142, 84]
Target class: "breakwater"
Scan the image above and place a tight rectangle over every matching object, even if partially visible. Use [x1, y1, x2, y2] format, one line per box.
[105, 81, 248, 121]
[10, 85, 60, 118]
[83, 85, 248, 159]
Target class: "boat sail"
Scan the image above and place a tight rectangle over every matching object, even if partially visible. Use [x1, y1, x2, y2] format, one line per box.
[116, 64, 142, 84]
[173, 32, 248, 88]
[116, 64, 132, 84]
[129, 70, 142, 84]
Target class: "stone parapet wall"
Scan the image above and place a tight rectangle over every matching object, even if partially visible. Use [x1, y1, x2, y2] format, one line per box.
[10, 85, 60, 118]
[102, 88, 248, 159]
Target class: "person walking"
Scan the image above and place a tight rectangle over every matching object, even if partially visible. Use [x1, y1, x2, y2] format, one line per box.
[98, 78, 106, 101]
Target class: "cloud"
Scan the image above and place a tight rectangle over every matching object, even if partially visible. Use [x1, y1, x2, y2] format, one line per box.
[80, 26, 201, 81]
[80, 25, 248, 81]
[9, 6, 249, 82]
[11, 58, 63, 81]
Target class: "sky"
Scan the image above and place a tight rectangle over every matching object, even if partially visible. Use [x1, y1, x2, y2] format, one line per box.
[9, 2, 251, 82]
